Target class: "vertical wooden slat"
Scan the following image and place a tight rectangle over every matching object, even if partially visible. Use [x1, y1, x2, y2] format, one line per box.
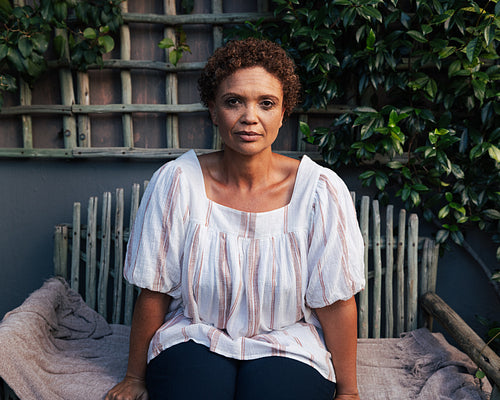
[424, 239, 440, 330]
[86, 196, 98, 309]
[13, 0, 33, 150]
[385, 205, 394, 338]
[420, 238, 430, 296]
[211, 0, 223, 150]
[70, 202, 81, 292]
[407, 213, 419, 331]
[358, 196, 370, 338]
[113, 188, 125, 324]
[124, 183, 141, 325]
[76, 72, 91, 147]
[428, 240, 439, 294]
[98, 192, 112, 318]
[120, 1, 134, 148]
[54, 225, 68, 279]
[396, 209, 406, 336]
[372, 200, 382, 338]
[20, 80, 33, 149]
[55, 28, 77, 149]
[164, 0, 180, 148]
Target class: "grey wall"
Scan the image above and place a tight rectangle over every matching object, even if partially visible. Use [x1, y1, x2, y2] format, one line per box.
[1, 158, 499, 340]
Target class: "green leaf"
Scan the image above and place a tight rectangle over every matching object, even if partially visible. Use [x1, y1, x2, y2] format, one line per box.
[169, 49, 182, 66]
[407, 30, 428, 43]
[476, 369, 486, 380]
[18, 36, 33, 58]
[7, 48, 24, 72]
[97, 35, 114, 53]
[448, 60, 462, 77]
[465, 37, 481, 63]
[451, 230, 464, 245]
[387, 161, 403, 169]
[357, 6, 383, 23]
[438, 205, 450, 219]
[83, 28, 97, 40]
[484, 25, 495, 47]
[366, 28, 376, 51]
[436, 229, 449, 243]
[487, 144, 500, 162]
[159, 37, 175, 49]
[31, 33, 49, 54]
[483, 209, 500, 220]
[438, 46, 454, 59]
[299, 121, 311, 137]
[359, 171, 376, 180]
[472, 79, 486, 102]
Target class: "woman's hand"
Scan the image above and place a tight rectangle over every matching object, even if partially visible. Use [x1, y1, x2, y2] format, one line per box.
[105, 375, 148, 400]
[334, 394, 360, 400]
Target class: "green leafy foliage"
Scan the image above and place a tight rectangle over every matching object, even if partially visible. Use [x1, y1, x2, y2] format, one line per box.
[0, 0, 123, 106]
[158, 27, 191, 66]
[228, 0, 500, 261]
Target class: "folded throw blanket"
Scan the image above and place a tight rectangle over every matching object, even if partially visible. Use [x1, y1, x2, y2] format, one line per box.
[0, 277, 129, 400]
[0, 277, 492, 400]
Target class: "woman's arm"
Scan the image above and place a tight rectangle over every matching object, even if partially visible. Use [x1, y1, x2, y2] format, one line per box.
[105, 289, 171, 400]
[315, 296, 360, 400]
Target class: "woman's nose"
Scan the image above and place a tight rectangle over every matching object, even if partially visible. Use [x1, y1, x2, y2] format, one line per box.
[241, 105, 258, 124]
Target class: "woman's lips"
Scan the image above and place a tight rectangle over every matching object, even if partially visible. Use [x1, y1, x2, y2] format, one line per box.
[235, 131, 262, 141]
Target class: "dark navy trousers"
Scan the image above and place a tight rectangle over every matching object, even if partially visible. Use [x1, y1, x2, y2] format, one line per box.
[146, 340, 336, 400]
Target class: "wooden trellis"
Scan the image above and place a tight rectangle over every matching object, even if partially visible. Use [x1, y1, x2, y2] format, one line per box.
[1, 0, 348, 159]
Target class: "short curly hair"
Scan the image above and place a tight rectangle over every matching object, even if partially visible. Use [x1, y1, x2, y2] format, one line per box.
[198, 38, 301, 118]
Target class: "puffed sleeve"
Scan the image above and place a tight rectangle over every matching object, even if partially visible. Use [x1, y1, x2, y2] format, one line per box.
[306, 168, 365, 309]
[124, 161, 187, 298]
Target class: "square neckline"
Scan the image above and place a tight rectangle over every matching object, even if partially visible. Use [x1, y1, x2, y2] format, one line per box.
[189, 150, 309, 216]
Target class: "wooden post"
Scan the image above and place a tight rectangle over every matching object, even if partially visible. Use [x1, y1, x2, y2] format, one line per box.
[211, 0, 223, 150]
[358, 196, 370, 338]
[98, 192, 112, 319]
[13, 0, 33, 150]
[76, 72, 91, 147]
[54, 225, 68, 279]
[421, 292, 500, 390]
[164, 0, 180, 148]
[71, 202, 81, 292]
[124, 183, 141, 325]
[86, 196, 98, 309]
[113, 188, 125, 324]
[407, 214, 419, 331]
[396, 209, 406, 336]
[120, 1, 134, 148]
[55, 28, 78, 149]
[372, 200, 382, 338]
[385, 205, 394, 338]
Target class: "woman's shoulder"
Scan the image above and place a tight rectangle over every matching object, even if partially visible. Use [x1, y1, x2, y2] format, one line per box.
[296, 156, 353, 205]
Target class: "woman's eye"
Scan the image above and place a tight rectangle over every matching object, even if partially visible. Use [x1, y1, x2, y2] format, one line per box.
[261, 100, 275, 108]
[226, 98, 240, 106]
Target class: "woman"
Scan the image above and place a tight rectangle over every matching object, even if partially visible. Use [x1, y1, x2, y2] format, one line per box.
[105, 38, 365, 400]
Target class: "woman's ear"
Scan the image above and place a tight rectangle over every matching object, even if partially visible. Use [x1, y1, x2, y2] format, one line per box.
[208, 101, 218, 126]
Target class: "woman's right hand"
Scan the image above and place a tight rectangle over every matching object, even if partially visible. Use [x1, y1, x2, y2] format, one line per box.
[105, 375, 148, 400]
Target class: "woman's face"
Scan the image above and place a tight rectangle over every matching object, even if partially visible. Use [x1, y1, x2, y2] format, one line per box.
[209, 66, 285, 157]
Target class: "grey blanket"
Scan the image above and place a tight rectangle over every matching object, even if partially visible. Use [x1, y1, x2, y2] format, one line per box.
[0, 278, 492, 400]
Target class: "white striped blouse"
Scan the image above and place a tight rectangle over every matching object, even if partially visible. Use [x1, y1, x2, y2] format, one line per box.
[124, 150, 365, 382]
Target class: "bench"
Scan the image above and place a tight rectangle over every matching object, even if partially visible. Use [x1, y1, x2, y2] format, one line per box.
[1, 175, 499, 399]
